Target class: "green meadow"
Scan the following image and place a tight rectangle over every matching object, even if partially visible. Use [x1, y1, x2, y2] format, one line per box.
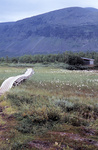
[0, 64, 98, 150]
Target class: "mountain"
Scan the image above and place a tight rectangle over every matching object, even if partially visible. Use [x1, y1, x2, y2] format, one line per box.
[0, 7, 98, 57]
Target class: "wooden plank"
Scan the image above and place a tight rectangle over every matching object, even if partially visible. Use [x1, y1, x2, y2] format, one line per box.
[0, 68, 34, 95]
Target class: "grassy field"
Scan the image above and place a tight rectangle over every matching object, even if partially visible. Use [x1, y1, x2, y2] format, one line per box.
[0, 64, 98, 150]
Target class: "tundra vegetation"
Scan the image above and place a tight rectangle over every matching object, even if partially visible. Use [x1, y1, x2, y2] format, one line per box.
[0, 62, 98, 149]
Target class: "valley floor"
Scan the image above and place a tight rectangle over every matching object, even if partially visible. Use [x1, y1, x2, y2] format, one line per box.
[0, 64, 98, 150]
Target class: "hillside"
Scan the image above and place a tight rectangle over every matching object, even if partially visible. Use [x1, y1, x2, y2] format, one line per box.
[0, 7, 98, 57]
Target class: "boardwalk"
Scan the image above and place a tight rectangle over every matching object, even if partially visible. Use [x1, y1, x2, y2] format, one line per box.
[0, 68, 34, 96]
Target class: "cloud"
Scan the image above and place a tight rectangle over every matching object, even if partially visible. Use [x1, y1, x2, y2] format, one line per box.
[0, 0, 98, 22]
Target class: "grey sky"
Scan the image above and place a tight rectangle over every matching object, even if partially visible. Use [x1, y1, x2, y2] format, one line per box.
[0, 0, 98, 22]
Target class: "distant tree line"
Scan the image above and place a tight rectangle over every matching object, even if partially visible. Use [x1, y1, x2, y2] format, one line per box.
[0, 51, 98, 65]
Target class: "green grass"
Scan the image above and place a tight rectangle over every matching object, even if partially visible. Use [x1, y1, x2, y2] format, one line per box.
[0, 64, 98, 150]
[0, 66, 26, 85]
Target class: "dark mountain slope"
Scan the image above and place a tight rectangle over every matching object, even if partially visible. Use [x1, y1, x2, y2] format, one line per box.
[0, 7, 98, 57]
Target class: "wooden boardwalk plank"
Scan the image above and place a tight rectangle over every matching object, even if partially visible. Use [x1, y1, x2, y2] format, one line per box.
[0, 68, 34, 95]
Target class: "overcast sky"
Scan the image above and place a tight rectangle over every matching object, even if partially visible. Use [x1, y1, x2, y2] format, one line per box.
[0, 0, 98, 23]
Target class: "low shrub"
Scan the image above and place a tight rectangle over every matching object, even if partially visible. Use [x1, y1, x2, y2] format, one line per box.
[12, 142, 29, 150]
[66, 65, 89, 70]
[55, 100, 96, 113]
[14, 106, 62, 134]
[69, 116, 89, 127]
[66, 65, 77, 70]
[55, 100, 74, 112]
[94, 104, 98, 114]
[7, 92, 34, 107]
[47, 110, 60, 121]
[17, 117, 33, 133]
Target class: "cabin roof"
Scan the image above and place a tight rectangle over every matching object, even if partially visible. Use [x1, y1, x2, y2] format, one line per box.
[81, 57, 94, 61]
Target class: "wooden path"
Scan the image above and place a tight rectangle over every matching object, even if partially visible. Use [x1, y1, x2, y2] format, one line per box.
[0, 68, 34, 96]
